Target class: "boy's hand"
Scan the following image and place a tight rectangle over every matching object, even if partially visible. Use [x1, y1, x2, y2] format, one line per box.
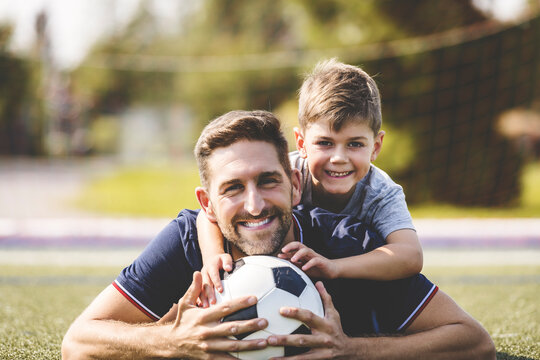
[199, 253, 234, 307]
[278, 242, 339, 279]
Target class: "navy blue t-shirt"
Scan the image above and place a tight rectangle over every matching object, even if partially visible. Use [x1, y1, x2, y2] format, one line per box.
[114, 207, 437, 335]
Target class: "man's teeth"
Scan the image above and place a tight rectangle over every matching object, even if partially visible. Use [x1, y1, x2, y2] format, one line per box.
[242, 217, 271, 228]
[328, 171, 351, 177]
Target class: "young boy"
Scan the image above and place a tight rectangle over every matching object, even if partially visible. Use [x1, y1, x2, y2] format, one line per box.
[197, 59, 422, 306]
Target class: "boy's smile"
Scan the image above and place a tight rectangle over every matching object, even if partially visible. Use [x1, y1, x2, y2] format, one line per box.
[296, 119, 384, 211]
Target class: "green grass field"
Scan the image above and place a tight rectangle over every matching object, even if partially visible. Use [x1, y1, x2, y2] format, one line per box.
[1, 259, 538, 359]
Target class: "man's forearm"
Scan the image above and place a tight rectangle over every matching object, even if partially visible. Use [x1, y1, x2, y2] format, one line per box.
[346, 322, 495, 360]
[62, 319, 175, 360]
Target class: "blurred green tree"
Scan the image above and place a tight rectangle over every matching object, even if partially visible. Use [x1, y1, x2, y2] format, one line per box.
[72, 0, 539, 206]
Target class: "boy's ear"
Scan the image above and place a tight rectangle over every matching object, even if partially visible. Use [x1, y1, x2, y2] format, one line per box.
[293, 127, 307, 158]
[291, 169, 302, 206]
[195, 186, 217, 222]
[371, 130, 385, 162]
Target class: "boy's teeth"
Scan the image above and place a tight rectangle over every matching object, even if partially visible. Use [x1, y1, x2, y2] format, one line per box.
[242, 217, 271, 228]
[328, 171, 351, 177]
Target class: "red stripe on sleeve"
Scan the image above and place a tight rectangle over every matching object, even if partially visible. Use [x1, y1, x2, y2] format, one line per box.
[401, 286, 439, 331]
[112, 282, 160, 321]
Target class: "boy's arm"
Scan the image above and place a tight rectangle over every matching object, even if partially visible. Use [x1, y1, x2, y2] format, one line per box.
[333, 228, 422, 280]
[196, 211, 232, 302]
[281, 229, 422, 281]
[197, 210, 226, 265]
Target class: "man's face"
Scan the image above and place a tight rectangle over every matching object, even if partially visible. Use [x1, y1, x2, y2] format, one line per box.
[197, 140, 300, 257]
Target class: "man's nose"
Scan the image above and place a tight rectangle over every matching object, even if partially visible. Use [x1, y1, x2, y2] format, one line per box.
[244, 185, 265, 216]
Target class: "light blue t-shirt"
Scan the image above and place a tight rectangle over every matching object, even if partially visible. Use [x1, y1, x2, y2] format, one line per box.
[289, 151, 415, 240]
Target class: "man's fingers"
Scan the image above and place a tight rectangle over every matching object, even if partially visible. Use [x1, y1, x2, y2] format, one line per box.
[212, 317, 268, 339]
[201, 295, 258, 322]
[278, 307, 325, 331]
[181, 271, 203, 308]
[314, 281, 341, 324]
[204, 337, 268, 354]
[267, 332, 327, 350]
[315, 281, 334, 313]
[199, 284, 211, 308]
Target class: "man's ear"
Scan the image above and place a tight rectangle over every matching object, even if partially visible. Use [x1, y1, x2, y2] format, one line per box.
[371, 130, 385, 162]
[195, 186, 217, 222]
[294, 127, 307, 159]
[291, 169, 302, 206]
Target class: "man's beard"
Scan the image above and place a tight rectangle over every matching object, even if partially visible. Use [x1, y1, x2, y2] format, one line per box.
[216, 206, 293, 256]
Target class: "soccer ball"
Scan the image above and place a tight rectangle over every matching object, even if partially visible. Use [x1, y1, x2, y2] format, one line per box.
[214, 255, 324, 360]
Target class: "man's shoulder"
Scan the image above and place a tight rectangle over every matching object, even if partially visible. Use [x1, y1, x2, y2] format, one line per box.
[174, 209, 200, 224]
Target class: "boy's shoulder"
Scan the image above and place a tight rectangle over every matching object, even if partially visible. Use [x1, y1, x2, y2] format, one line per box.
[360, 164, 400, 191]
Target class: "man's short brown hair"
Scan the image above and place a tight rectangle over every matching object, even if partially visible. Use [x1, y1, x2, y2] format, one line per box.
[194, 110, 292, 188]
[298, 58, 382, 134]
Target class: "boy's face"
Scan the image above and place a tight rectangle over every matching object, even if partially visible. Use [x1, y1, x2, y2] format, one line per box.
[296, 119, 384, 200]
[196, 140, 302, 258]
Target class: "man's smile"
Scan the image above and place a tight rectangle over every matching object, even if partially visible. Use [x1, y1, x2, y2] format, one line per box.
[238, 216, 274, 229]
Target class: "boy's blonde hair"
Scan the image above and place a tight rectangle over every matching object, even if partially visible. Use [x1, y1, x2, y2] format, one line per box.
[298, 59, 382, 135]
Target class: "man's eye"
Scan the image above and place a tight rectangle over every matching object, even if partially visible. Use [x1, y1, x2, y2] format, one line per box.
[349, 141, 365, 148]
[224, 184, 242, 193]
[260, 178, 279, 186]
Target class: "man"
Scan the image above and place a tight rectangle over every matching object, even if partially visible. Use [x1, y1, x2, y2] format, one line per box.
[62, 110, 495, 359]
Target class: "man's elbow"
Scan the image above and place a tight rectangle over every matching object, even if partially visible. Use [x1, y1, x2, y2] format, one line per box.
[475, 329, 497, 360]
[61, 334, 77, 360]
[467, 320, 496, 360]
[61, 324, 86, 360]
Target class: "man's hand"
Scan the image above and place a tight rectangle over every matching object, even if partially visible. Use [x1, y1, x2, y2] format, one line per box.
[164, 271, 269, 358]
[279, 242, 339, 279]
[266, 281, 354, 359]
[199, 254, 234, 307]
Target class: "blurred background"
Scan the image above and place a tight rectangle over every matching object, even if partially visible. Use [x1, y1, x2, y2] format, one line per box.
[0, 0, 539, 218]
[1, 2, 539, 359]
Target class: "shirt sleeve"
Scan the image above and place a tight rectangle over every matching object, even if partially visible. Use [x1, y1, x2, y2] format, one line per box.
[114, 210, 201, 320]
[371, 274, 439, 333]
[349, 166, 415, 240]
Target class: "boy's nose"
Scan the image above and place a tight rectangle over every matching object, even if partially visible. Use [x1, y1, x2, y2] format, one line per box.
[330, 147, 348, 163]
[244, 186, 265, 216]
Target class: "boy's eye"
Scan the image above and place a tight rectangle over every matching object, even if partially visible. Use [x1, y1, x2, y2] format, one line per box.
[349, 141, 365, 148]
[316, 140, 332, 146]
